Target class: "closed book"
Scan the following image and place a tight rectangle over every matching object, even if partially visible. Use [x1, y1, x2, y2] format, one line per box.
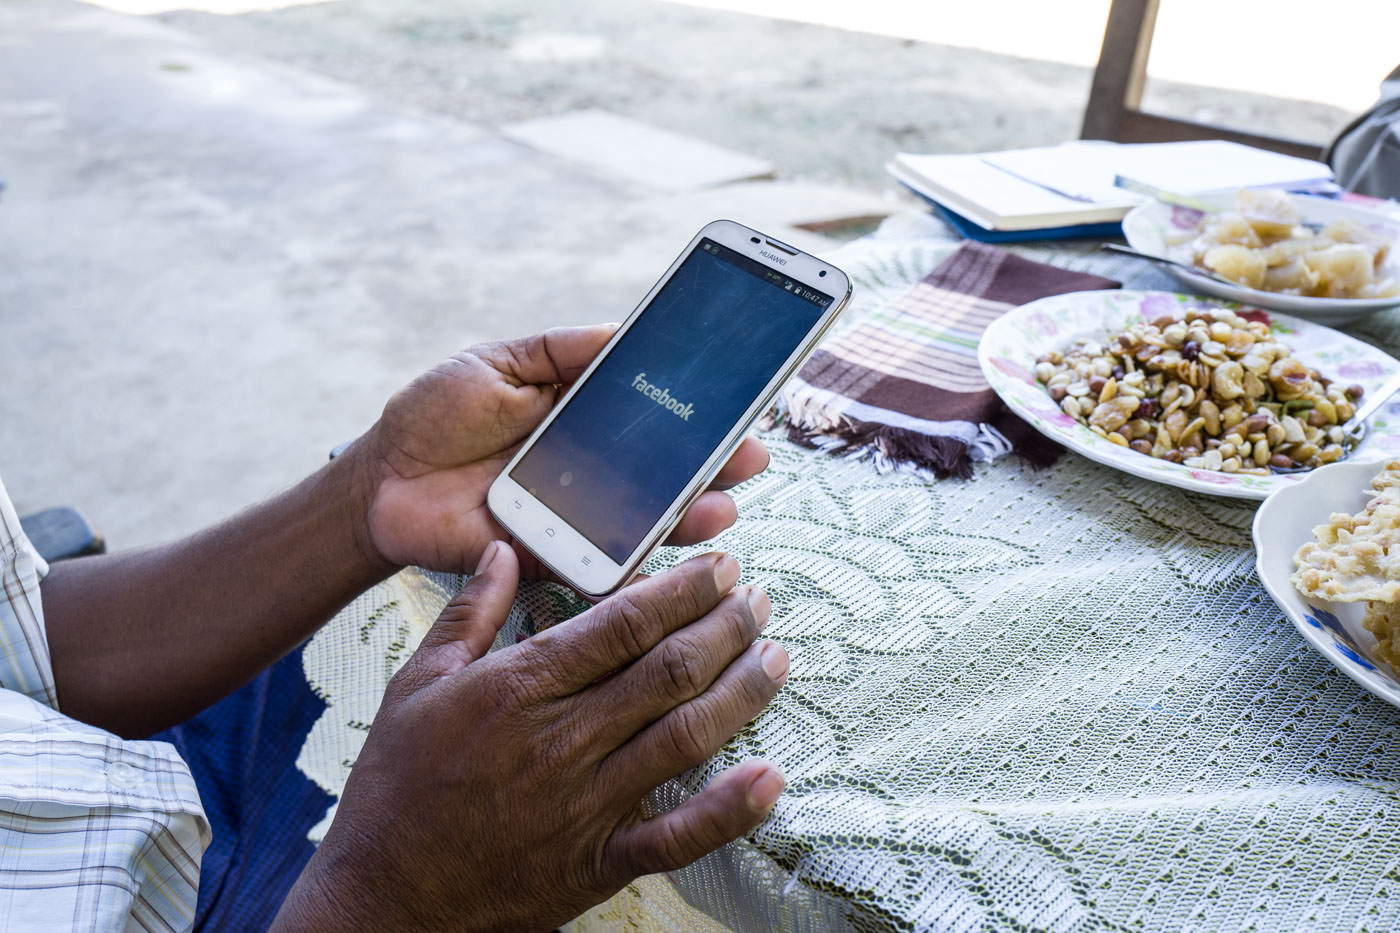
[888, 153, 1137, 233]
[890, 140, 1335, 237]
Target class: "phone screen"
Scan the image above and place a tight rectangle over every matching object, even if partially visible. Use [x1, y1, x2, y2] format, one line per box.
[508, 237, 835, 562]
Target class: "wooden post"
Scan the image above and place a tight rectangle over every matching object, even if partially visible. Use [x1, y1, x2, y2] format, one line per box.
[1079, 0, 1323, 160]
[1082, 0, 1160, 141]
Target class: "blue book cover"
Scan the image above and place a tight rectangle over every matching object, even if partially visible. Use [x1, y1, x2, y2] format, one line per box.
[899, 183, 1124, 243]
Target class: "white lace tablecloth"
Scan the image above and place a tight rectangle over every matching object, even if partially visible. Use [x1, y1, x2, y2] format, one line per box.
[300, 211, 1400, 932]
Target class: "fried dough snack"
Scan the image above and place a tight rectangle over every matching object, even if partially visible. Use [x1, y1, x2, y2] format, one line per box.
[1293, 461, 1400, 674]
[1293, 461, 1400, 602]
[1188, 190, 1399, 300]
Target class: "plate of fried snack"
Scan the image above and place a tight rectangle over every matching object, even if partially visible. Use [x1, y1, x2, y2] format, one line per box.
[1121, 189, 1400, 325]
[1254, 458, 1400, 708]
[979, 290, 1400, 499]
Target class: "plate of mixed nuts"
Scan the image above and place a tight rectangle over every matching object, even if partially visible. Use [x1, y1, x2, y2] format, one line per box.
[978, 290, 1400, 499]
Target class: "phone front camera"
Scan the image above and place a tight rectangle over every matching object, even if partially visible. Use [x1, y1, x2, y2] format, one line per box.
[750, 236, 760, 243]
[819, 270, 827, 277]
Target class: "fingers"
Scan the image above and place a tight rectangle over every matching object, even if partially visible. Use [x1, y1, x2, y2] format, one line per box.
[387, 542, 521, 699]
[584, 586, 770, 749]
[598, 635, 788, 804]
[477, 325, 615, 387]
[605, 759, 785, 879]
[662, 437, 768, 546]
[521, 553, 740, 693]
[663, 491, 738, 547]
[708, 435, 770, 491]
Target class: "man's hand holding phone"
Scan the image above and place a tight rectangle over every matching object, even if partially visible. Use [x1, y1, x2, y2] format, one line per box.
[279, 222, 847, 928]
[348, 324, 769, 580]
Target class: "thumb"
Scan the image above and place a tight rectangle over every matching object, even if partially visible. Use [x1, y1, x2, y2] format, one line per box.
[391, 541, 521, 697]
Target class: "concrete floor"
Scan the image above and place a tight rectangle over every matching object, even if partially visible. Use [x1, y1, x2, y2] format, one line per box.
[152, 0, 1360, 193]
[0, 0, 890, 549]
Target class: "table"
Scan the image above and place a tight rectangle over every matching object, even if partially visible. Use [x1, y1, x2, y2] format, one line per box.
[297, 210, 1400, 932]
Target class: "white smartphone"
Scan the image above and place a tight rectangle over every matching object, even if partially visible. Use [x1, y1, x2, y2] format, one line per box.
[487, 219, 852, 596]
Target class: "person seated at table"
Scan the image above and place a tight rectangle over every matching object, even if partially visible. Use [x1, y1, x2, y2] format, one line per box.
[0, 326, 789, 932]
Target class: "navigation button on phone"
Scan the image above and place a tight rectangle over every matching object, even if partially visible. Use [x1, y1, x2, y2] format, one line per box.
[545, 527, 556, 537]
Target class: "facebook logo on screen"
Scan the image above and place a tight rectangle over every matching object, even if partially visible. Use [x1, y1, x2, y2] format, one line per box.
[510, 239, 831, 562]
[630, 373, 696, 420]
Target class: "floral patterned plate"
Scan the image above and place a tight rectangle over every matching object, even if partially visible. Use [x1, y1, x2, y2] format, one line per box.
[1253, 458, 1400, 709]
[978, 289, 1400, 499]
[1121, 193, 1400, 325]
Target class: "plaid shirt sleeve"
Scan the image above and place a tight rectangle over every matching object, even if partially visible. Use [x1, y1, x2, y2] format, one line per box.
[0, 476, 56, 707]
[0, 476, 210, 931]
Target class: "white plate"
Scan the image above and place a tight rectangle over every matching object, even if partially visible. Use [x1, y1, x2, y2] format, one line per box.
[1121, 193, 1400, 325]
[978, 290, 1400, 499]
[1254, 459, 1400, 709]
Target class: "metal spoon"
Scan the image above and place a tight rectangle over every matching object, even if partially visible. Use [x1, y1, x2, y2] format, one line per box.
[1099, 242, 1246, 288]
[1271, 367, 1400, 473]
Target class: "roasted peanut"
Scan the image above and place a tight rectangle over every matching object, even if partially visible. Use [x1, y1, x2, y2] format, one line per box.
[1199, 399, 1221, 435]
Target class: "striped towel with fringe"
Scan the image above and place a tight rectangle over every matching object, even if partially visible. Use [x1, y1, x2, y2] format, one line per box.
[779, 241, 1119, 479]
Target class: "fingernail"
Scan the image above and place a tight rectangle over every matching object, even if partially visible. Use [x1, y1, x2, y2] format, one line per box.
[747, 766, 785, 812]
[758, 641, 789, 683]
[475, 540, 501, 575]
[747, 587, 771, 630]
[713, 554, 740, 593]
